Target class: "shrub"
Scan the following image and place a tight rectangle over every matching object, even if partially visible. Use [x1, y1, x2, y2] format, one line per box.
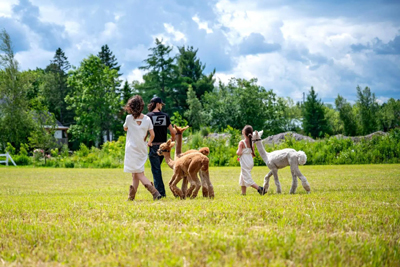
[14, 155, 31, 165]
[64, 160, 75, 168]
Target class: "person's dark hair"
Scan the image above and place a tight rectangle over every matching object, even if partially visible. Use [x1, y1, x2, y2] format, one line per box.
[148, 102, 157, 112]
[125, 95, 144, 119]
[243, 125, 255, 157]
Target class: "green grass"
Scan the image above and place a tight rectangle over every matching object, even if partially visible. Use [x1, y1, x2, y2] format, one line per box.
[0, 165, 399, 266]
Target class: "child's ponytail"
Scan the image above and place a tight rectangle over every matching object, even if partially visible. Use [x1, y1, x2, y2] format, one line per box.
[247, 133, 255, 157]
[242, 125, 255, 157]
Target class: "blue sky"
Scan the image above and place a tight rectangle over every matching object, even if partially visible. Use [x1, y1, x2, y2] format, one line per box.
[1, 0, 399, 104]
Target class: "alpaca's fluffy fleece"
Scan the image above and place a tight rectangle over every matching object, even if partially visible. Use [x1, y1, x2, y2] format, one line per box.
[297, 151, 307, 165]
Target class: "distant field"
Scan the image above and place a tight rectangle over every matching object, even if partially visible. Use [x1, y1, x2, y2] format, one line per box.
[0, 165, 399, 266]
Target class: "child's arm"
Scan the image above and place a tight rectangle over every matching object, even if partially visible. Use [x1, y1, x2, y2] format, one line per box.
[236, 141, 244, 156]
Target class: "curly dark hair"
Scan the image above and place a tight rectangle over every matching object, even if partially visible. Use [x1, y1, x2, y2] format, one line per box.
[243, 125, 255, 157]
[125, 95, 144, 119]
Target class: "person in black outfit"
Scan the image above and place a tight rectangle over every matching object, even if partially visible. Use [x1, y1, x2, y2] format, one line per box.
[146, 97, 176, 197]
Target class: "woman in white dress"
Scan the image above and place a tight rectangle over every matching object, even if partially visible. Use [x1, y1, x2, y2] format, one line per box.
[124, 95, 162, 200]
[236, 125, 264, 196]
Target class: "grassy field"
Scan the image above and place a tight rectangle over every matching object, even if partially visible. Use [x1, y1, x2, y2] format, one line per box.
[0, 165, 399, 266]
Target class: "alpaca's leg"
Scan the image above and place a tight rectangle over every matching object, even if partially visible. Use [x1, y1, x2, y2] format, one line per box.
[185, 173, 196, 198]
[199, 170, 209, 198]
[289, 165, 298, 194]
[203, 169, 214, 198]
[263, 171, 273, 194]
[188, 171, 202, 199]
[272, 170, 282, 193]
[181, 177, 188, 197]
[170, 173, 184, 199]
[168, 174, 179, 198]
[293, 165, 311, 193]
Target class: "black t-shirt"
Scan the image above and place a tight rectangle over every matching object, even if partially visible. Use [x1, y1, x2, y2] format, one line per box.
[146, 111, 171, 143]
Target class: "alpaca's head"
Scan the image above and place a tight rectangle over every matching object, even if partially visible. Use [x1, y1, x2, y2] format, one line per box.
[199, 147, 210, 156]
[252, 130, 264, 141]
[157, 139, 175, 155]
[174, 125, 190, 135]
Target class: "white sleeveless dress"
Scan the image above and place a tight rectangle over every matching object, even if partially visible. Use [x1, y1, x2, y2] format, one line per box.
[123, 115, 153, 173]
[239, 140, 256, 187]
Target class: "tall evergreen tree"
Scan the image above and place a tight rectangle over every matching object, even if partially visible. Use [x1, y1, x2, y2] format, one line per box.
[43, 48, 73, 126]
[335, 95, 358, 136]
[302, 87, 330, 138]
[98, 44, 121, 76]
[184, 85, 207, 130]
[176, 46, 215, 111]
[136, 38, 178, 113]
[121, 80, 133, 106]
[356, 86, 379, 134]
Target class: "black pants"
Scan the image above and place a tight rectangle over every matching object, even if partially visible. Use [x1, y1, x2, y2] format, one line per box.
[148, 145, 166, 197]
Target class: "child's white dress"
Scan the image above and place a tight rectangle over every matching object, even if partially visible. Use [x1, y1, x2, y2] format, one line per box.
[123, 115, 153, 173]
[239, 140, 256, 187]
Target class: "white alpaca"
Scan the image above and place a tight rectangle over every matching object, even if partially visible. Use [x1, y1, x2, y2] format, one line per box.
[252, 130, 311, 194]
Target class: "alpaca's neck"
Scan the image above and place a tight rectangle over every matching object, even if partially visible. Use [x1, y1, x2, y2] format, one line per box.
[175, 134, 183, 158]
[255, 141, 269, 165]
[163, 152, 175, 169]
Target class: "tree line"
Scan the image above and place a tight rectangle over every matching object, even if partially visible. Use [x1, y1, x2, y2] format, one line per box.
[0, 29, 399, 154]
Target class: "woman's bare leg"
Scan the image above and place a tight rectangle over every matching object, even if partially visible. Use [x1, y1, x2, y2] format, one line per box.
[132, 173, 140, 190]
[241, 186, 247, 195]
[135, 172, 152, 185]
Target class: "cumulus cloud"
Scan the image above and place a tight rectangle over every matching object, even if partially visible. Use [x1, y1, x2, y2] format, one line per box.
[238, 33, 280, 55]
[0, 0, 399, 103]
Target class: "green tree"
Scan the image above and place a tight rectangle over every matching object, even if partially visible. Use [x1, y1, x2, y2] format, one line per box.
[203, 78, 280, 133]
[66, 55, 121, 147]
[121, 80, 133, 106]
[379, 98, 400, 131]
[136, 38, 178, 113]
[43, 48, 74, 126]
[324, 104, 343, 135]
[356, 86, 379, 134]
[302, 87, 330, 138]
[98, 44, 121, 76]
[28, 112, 58, 164]
[176, 46, 215, 111]
[0, 29, 35, 149]
[335, 95, 358, 136]
[184, 85, 207, 130]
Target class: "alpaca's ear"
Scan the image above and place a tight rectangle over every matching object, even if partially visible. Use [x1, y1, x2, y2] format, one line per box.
[167, 139, 171, 145]
[259, 130, 264, 137]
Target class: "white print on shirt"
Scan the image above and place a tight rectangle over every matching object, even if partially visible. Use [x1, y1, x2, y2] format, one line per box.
[152, 115, 167, 126]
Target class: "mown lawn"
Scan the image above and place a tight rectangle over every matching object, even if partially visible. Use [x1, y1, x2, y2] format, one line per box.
[0, 165, 399, 266]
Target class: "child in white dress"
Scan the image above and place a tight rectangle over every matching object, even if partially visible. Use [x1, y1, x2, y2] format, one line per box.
[124, 95, 162, 200]
[236, 125, 263, 195]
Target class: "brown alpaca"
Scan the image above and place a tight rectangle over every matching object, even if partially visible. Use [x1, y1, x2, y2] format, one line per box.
[173, 125, 213, 198]
[157, 139, 212, 199]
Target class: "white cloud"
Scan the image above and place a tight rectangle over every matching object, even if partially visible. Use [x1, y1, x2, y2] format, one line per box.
[101, 22, 119, 40]
[192, 15, 213, 34]
[163, 23, 186, 42]
[15, 48, 54, 70]
[376, 96, 390, 105]
[0, 0, 18, 18]
[125, 68, 146, 83]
